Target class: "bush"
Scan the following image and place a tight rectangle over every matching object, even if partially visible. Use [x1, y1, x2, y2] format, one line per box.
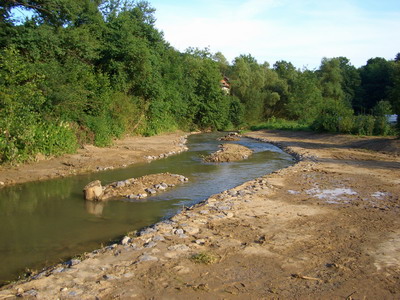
[311, 99, 354, 133]
[353, 115, 375, 136]
[250, 117, 311, 131]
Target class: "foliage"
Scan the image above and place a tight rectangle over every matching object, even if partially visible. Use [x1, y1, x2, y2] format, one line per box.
[191, 252, 217, 265]
[311, 99, 354, 133]
[250, 118, 311, 131]
[1, 0, 398, 164]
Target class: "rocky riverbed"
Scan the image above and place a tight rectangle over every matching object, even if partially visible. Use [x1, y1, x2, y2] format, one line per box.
[1, 130, 400, 299]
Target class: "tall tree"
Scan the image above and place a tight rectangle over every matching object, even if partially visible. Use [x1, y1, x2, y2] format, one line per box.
[318, 57, 345, 102]
[356, 57, 392, 113]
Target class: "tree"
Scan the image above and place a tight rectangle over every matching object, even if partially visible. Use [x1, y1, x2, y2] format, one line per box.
[336, 57, 361, 107]
[318, 57, 345, 102]
[356, 57, 392, 113]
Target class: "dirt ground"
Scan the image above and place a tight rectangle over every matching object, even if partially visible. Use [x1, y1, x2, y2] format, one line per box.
[1, 130, 400, 300]
[0, 132, 188, 187]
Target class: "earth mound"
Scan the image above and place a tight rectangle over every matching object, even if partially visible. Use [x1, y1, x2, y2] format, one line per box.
[203, 143, 253, 163]
[218, 132, 241, 141]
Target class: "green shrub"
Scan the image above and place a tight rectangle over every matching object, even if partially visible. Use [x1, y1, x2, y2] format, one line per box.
[311, 99, 354, 133]
[353, 115, 375, 136]
[251, 117, 311, 131]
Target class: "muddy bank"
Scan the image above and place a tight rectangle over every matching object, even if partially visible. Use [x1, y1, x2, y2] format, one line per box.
[0, 132, 188, 187]
[1, 130, 400, 299]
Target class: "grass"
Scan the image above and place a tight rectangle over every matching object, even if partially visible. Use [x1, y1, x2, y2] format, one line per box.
[191, 252, 218, 265]
[250, 118, 311, 131]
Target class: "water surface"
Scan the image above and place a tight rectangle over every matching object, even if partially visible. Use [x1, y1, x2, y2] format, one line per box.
[0, 132, 294, 284]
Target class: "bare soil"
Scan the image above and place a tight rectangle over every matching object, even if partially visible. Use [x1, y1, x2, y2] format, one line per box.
[0, 132, 188, 187]
[1, 130, 400, 300]
[204, 143, 253, 163]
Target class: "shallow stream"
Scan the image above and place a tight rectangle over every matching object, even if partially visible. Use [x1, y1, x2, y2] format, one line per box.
[0, 132, 294, 284]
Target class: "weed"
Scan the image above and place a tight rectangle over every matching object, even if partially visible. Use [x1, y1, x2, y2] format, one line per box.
[191, 252, 217, 265]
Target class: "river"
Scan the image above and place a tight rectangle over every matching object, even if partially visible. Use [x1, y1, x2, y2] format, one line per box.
[0, 132, 294, 284]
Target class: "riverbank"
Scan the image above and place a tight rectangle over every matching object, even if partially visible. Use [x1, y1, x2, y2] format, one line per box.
[1, 130, 400, 299]
[0, 132, 188, 187]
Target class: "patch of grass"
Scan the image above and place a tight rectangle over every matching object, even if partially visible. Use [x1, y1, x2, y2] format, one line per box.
[250, 118, 311, 131]
[191, 252, 217, 265]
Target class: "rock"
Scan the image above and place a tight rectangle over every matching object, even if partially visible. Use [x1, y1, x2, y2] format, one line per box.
[183, 226, 200, 235]
[121, 236, 131, 245]
[154, 184, 166, 190]
[83, 180, 103, 201]
[65, 259, 81, 267]
[167, 244, 190, 251]
[144, 241, 157, 248]
[174, 229, 184, 235]
[195, 239, 206, 245]
[0, 181, 4, 186]
[140, 227, 156, 236]
[152, 235, 165, 242]
[138, 254, 158, 262]
[115, 181, 126, 188]
[145, 188, 157, 195]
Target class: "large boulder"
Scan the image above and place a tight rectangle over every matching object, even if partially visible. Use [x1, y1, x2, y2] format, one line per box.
[83, 180, 103, 201]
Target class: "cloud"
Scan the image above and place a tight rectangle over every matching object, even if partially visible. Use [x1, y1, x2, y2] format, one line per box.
[154, 0, 400, 68]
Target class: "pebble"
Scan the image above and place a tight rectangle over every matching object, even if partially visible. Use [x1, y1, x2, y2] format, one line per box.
[138, 254, 158, 262]
[65, 259, 81, 267]
[152, 235, 165, 242]
[144, 241, 157, 248]
[195, 239, 206, 245]
[145, 188, 157, 194]
[174, 229, 184, 235]
[184, 227, 200, 235]
[140, 227, 157, 236]
[167, 244, 190, 251]
[121, 236, 131, 245]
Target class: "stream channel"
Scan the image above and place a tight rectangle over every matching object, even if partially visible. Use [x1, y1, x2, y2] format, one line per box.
[0, 132, 294, 285]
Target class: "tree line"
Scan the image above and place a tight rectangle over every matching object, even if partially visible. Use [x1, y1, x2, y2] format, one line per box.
[0, 0, 399, 163]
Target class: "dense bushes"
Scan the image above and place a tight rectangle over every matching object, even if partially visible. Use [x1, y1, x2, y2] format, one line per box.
[0, 1, 398, 164]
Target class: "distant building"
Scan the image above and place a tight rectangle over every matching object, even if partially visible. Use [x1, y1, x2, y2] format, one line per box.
[220, 77, 230, 94]
[386, 114, 398, 124]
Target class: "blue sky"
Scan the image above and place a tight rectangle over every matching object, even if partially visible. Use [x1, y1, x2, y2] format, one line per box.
[149, 0, 400, 69]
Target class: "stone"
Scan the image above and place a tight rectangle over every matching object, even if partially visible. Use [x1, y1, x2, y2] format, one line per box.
[184, 226, 199, 235]
[121, 236, 131, 245]
[138, 254, 158, 262]
[145, 188, 157, 195]
[174, 229, 184, 235]
[167, 244, 190, 251]
[144, 241, 157, 248]
[65, 259, 81, 267]
[83, 180, 103, 201]
[152, 235, 165, 242]
[0, 181, 4, 186]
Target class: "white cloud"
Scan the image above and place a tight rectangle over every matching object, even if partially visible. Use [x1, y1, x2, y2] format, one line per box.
[154, 0, 400, 68]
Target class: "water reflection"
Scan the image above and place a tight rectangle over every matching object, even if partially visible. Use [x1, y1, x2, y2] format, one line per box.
[85, 201, 105, 217]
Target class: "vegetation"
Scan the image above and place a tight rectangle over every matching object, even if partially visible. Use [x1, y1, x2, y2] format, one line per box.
[191, 252, 218, 265]
[0, 0, 399, 164]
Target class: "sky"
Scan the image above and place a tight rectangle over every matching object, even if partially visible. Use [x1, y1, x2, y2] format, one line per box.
[149, 0, 400, 69]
